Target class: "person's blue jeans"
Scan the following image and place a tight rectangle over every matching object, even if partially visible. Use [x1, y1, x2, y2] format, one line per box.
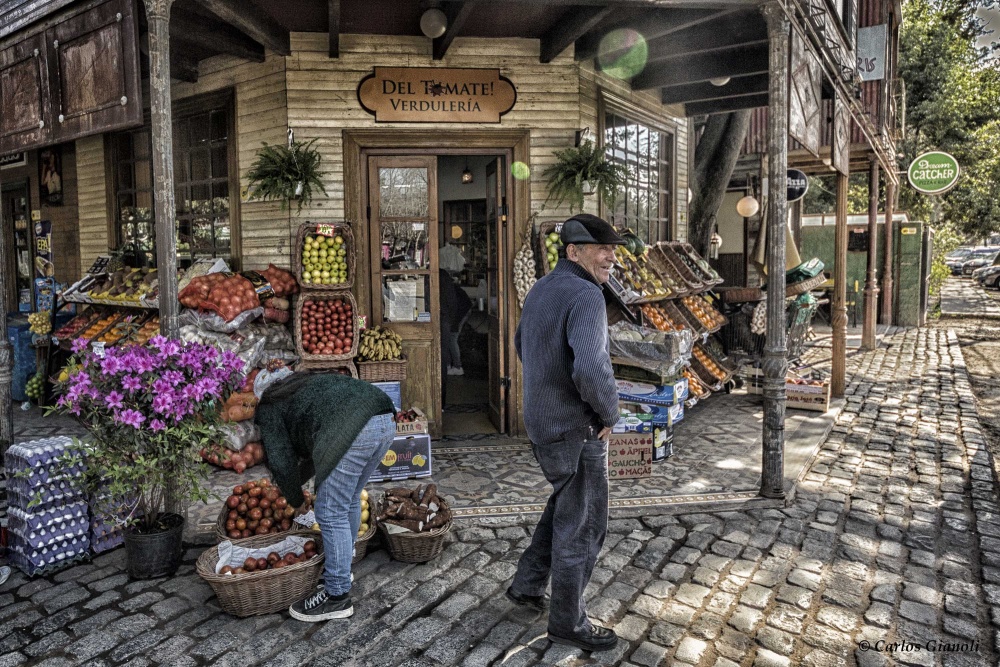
[313, 413, 395, 596]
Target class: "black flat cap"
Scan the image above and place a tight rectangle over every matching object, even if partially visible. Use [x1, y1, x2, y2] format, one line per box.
[560, 214, 626, 246]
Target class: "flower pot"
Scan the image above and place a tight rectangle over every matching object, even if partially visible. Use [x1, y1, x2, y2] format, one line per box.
[124, 513, 185, 579]
[581, 180, 595, 195]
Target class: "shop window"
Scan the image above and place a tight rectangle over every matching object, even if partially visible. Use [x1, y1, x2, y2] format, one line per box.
[111, 97, 234, 268]
[602, 107, 675, 246]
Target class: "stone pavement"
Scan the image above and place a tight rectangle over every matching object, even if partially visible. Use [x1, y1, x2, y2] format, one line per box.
[2, 326, 1000, 666]
[939, 276, 1000, 319]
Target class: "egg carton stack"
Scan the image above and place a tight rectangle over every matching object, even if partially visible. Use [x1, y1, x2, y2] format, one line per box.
[4, 437, 91, 575]
[89, 494, 127, 554]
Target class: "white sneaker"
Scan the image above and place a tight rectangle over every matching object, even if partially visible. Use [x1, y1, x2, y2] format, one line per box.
[448, 367, 464, 376]
[0, 565, 10, 587]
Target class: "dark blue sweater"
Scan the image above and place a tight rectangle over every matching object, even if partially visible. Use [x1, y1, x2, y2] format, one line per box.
[515, 258, 619, 445]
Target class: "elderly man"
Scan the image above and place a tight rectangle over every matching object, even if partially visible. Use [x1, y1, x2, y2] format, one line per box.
[506, 214, 624, 652]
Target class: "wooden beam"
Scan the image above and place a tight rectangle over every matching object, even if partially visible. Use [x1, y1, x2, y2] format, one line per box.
[684, 93, 767, 116]
[643, 17, 765, 63]
[329, 0, 340, 58]
[661, 73, 768, 104]
[199, 0, 290, 56]
[631, 45, 768, 88]
[576, 8, 740, 61]
[171, 10, 265, 62]
[170, 53, 199, 83]
[541, 5, 613, 63]
[434, 1, 479, 61]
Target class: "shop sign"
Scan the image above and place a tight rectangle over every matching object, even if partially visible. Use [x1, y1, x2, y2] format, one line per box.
[857, 25, 888, 81]
[0, 152, 26, 169]
[358, 67, 516, 123]
[901, 227, 918, 235]
[908, 151, 960, 195]
[608, 433, 652, 479]
[787, 169, 809, 202]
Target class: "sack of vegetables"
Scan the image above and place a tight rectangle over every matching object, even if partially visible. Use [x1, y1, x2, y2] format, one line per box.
[179, 273, 262, 323]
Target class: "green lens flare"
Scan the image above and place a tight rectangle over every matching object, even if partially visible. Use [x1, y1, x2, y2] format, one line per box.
[510, 162, 531, 180]
[597, 29, 648, 80]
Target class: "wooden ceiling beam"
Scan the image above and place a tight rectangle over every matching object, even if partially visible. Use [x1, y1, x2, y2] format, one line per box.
[198, 0, 290, 56]
[576, 8, 740, 61]
[661, 73, 768, 104]
[434, 1, 480, 61]
[631, 45, 768, 88]
[541, 5, 613, 63]
[329, 0, 340, 58]
[685, 93, 768, 116]
[171, 9, 265, 62]
[170, 53, 199, 83]
[643, 16, 764, 64]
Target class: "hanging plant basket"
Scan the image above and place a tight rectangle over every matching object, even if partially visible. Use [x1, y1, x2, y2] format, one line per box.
[542, 140, 630, 212]
[245, 139, 328, 213]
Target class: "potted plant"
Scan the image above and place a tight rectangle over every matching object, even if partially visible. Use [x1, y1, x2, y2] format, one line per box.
[48, 336, 244, 579]
[245, 138, 328, 213]
[542, 140, 630, 212]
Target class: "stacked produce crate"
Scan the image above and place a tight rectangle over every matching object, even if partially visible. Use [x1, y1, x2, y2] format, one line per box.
[4, 437, 91, 574]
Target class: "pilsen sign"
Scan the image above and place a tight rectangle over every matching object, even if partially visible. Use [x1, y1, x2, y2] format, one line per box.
[358, 67, 516, 123]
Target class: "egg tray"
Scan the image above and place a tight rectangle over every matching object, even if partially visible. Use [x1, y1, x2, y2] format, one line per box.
[9, 513, 90, 550]
[6, 500, 88, 535]
[8, 536, 91, 576]
[293, 221, 356, 291]
[6, 481, 87, 514]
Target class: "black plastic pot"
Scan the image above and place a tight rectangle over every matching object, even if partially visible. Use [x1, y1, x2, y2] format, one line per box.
[124, 513, 185, 579]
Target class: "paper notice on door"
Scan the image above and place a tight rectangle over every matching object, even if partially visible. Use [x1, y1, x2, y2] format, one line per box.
[386, 279, 420, 321]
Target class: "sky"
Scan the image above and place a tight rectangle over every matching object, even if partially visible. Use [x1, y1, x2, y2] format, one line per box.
[975, 6, 1000, 52]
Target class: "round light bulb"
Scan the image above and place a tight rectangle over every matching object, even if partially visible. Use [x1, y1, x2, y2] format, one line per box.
[736, 195, 760, 217]
[709, 76, 731, 87]
[420, 8, 448, 39]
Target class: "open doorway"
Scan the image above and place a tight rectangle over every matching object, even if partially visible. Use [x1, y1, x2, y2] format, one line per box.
[437, 154, 505, 437]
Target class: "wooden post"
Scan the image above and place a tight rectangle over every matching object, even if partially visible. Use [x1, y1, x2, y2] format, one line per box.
[760, 2, 789, 500]
[832, 167, 849, 397]
[862, 157, 879, 350]
[880, 179, 895, 324]
[144, 0, 180, 339]
[0, 164, 11, 457]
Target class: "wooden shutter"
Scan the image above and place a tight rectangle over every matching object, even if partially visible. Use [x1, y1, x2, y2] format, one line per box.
[0, 31, 50, 153]
[48, 0, 141, 143]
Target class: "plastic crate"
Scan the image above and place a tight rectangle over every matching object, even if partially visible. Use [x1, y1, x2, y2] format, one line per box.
[8, 534, 91, 576]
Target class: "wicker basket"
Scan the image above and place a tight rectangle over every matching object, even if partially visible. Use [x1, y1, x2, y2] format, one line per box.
[785, 273, 826, 298]
[537, 220, 562, 276]
[295, 360, 359, 378]
[294, 291, 360, 362]
[293, 221, 356, 290]
[718, 287, 764, 303]
[376, 493, 452, 564]
[353, 522, 377, 564]
[654, 243, 705, 292]
[195, 531, 324, 617]
[357, 358, 407, 382]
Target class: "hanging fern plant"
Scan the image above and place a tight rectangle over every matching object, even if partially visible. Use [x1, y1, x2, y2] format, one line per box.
[542, 140, 630, 213]
[245, 139, 328, 213]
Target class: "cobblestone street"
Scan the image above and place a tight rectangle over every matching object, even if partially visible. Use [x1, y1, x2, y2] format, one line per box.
[2, 324, 998, 666]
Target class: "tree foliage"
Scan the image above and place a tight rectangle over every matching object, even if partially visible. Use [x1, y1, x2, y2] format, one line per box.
[898, 0, 1000, 237]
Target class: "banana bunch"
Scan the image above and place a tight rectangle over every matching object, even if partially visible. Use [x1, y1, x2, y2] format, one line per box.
[28, 311, 52, 335]
[359, 326, 403, 361]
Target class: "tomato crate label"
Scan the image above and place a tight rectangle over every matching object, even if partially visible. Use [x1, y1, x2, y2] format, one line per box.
[607, 433, 652, 480]
[369, 434, 432, 483]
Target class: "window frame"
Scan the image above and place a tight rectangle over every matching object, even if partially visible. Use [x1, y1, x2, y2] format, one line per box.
[108, 89, 240, 269]
[598, 91, 679, 244]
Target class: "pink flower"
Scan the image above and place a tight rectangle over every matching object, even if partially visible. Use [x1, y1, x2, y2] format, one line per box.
[104, 391, 124, 410]
[121, 375, 142, 392]
[115, 409, 145, 429]
[149, 419, 167, 432]
[71, 338, 89, 354]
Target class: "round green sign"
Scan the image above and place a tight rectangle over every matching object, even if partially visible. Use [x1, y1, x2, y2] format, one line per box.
[908, 151, 960, 195]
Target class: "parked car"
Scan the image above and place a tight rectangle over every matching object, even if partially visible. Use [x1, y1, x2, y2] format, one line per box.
[975, 257, 1000, 287]
[961, 248, 999, 276]
[946, 247, 975, 274]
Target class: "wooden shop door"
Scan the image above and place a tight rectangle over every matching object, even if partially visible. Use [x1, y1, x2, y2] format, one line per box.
[485, 158, 508, 433]
[367, 155, 442, 437]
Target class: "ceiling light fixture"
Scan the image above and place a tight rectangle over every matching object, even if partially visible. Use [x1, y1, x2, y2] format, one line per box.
[420, 4, 448, 39]
[461, 161, 474, 184]
[709, 76, 731, 87]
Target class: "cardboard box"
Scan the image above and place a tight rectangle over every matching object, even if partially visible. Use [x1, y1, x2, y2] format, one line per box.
[669, 402, 684, 425]
[616, 378, 689, 406]
[395, 407, 428, 435]
[613, 413, 653, 434]
[607, 433, 653, 479]
[744, 369, 831, 412]
[369, 434, 432, 483]
[372, 381, 402, 411]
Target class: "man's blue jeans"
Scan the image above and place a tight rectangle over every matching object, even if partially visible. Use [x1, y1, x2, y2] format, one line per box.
[314, 413, 395, 596]
[511, 436, 609, 636]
